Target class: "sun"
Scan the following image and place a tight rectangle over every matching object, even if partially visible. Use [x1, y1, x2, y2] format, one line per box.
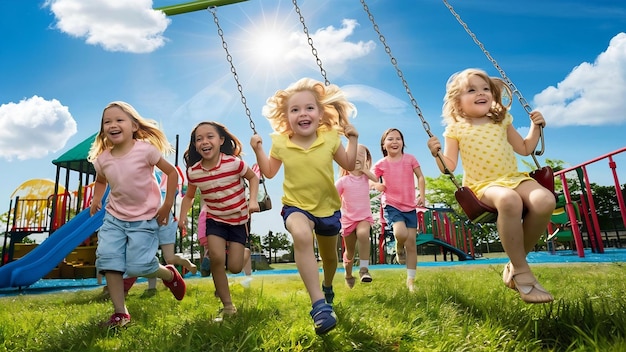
[236, 7, 301, 76]
[251, 29, 288, 62]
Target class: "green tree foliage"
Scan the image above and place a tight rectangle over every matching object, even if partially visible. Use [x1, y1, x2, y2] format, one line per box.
[262, 231, 292, 263]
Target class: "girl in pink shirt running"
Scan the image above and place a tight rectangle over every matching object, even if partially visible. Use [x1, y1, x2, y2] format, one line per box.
[335, 144, 377, 287]
[88, 101, 186, 328]
[373, 128, 426, 292]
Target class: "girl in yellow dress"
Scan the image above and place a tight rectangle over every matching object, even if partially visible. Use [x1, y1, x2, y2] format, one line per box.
[427, 68, 556, 304]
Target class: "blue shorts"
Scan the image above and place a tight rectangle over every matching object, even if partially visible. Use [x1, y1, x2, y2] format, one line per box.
[205, 218, 248, 245]
[281, 206, 341, 236]
[157, 213, 177, 245]
[383, 205, 417, 229]
[96, 212, 160, 277]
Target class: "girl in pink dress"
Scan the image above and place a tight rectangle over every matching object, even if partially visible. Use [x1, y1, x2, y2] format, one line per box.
[335, 144, 377, 287]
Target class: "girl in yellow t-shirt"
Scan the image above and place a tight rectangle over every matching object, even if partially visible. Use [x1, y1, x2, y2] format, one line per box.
[250, 77, 359, 335]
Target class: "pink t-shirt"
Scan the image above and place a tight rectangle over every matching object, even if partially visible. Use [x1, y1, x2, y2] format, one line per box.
[93, 140, 163, 221]
[335, 174, 374, 228]
[373, 153, 420, 212]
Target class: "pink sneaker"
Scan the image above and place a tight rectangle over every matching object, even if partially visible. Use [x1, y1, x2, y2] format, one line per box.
[100, 313, 131, 328]
[163, 265, 186, 300]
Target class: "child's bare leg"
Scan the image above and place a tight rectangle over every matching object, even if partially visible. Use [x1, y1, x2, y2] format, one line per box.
[285, 213, 324, 304]
[343, 232, 357, 279]
[225, 242, 245, 274]
[355, 221, 371, 265]
[356, 221, 373, 282]
[243, 247, 252, 276]
[518, 182, 557, 252]
[207, 236, 234, 309]
[160, 243, 197, 275]
[148, 277, 157, 290]
[483, 186, 553, 303]
[393, 221, 408, 264]
[317, 234, 338, 288]
[405, 228, 417, 270]
[105, 271, 128, 314]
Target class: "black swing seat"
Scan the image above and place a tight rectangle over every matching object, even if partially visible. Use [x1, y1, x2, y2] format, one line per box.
[458, 166, 556, 224]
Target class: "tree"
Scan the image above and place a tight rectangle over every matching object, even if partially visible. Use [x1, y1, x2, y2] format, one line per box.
[262, 231, 292, 263]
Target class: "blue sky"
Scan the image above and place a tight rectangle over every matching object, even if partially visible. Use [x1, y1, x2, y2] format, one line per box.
[1, 0, 625, 240]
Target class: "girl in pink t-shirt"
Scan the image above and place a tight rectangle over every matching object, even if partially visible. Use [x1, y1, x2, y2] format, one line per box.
[373, 128, 426, 292]
[335, 144, 377, 287]
[88, 101, 186, 328]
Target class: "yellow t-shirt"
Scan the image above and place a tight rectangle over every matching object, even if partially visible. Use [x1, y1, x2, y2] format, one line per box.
[444, 113, 532, 199]
[270, 129, 341, 217]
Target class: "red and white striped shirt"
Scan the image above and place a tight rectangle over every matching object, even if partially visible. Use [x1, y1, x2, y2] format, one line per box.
[187, 154, 249, 225]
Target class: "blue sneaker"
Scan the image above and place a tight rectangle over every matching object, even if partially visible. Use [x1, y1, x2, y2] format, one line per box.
[200, 257, 211, 277]
[322, 284, 334, 305]
[310, 299, 337, 335]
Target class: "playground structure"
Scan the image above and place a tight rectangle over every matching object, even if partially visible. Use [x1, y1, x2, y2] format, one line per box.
[547, 147, 626, 257]
[363, 206, 475, 265]
[1, 134, 101, 286]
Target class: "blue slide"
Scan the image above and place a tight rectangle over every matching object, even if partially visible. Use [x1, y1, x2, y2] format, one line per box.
[0, 207, 105, 289]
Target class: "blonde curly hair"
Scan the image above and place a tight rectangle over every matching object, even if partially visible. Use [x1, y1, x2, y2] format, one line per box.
[442, 68, 512, 126]
[262, 77, 356, 136]
[87, 101, 173, 162]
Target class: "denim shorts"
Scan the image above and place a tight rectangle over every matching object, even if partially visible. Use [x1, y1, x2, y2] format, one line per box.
[281, 206, 341, 236]
[157, 213, 177, 246]
[383, 205, 417, 229]
[205, 218, 248, 245]
[96, 212, 160, 277]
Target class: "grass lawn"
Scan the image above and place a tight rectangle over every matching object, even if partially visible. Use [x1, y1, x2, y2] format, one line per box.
[0, 261, 625, 351]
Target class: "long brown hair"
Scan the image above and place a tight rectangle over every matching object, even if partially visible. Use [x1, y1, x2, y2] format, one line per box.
[183, 121, 243, 168]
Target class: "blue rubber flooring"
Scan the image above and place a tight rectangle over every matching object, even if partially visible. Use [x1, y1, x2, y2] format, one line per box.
[1, 248, 624, 297]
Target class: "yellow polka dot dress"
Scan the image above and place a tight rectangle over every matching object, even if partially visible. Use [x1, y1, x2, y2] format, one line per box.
[443, 113, 532, 199]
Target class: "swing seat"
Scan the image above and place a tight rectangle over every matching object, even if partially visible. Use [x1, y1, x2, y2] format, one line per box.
[455, 187, 497, 223]
[530, 166, 558, 200]
[458, 166, 556, 224]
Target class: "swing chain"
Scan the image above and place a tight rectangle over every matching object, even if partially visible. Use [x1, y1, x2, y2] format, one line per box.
[442, 0, 545, 158]
[208, 6, 270, 191]
[292, 0, 331, 86]
[360, 0, 461, 188]
[208, 6, 257, 135]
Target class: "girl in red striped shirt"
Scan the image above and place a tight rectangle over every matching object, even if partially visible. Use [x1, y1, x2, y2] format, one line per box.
[178, 121, 260, 318]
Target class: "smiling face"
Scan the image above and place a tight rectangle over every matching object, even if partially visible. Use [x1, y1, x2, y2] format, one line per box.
[193, 123, 224, 166]
[459, 74, 493, 119]
[286, 90, 321, 140]
[382, 129, 404, 158]
[102, 106, 137, 149]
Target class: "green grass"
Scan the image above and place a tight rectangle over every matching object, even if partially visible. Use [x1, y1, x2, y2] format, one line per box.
[1, 263, 625, 351]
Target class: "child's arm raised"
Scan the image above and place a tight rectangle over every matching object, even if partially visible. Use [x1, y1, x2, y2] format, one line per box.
[507, 111, 546, 156]
[250, 134, 282, 179]
[334, 124, 359, 171]
[427, 136, 459, 174]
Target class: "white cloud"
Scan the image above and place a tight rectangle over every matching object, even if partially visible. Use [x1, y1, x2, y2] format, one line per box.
[0, 96, 77, 161]
[284, 19, 376, 74]
[533, 32, 626, 127]
[44, 0, 170, 53]
[342, 84, 408, 115]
